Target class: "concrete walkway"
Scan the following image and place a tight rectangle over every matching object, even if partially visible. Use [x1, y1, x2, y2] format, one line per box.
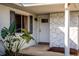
[19, 44, 64, 56]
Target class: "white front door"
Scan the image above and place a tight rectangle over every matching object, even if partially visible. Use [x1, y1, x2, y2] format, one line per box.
[39, 18, 49, 42]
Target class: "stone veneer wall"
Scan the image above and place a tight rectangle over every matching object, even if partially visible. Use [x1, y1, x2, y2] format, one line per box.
[50, 12, 79, 50]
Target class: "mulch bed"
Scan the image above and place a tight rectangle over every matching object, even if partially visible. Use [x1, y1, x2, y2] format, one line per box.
[48, 47, 78, 55]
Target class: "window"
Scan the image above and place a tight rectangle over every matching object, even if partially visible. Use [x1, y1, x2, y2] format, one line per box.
[15, 14, 28, 33]
[10, 11, 28, 33]
[41, 19, 48, 23]
[22, 16, 28, 30]
[10, 11, 15, 24]
[22, 15, 24, 29]
[15, 14, 21, 32]
[29, 16, 33, 34]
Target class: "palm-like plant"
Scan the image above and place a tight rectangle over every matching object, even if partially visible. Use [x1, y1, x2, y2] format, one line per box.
[1, 21, 16, 55]
[1, 21, 35, 56]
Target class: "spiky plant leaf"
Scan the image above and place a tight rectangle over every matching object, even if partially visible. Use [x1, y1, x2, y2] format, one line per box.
[21, 29, 32, 43]
[1, 27, 9, 39]
[21, 35, 31, 43]
[9, 21, 16, 35]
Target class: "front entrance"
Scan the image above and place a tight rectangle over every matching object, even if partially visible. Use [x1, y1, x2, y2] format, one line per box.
[39, 18, 49, 43]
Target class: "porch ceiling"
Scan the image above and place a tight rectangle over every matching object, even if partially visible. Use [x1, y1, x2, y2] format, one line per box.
[1, 3, 79, 14]
[24, 3, 79, 14]
[24, 3, 64, 14]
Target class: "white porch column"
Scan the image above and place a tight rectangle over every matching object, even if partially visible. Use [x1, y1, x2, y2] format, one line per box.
[64, 3, 70, 56]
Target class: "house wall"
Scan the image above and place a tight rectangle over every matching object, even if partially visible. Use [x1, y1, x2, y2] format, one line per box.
[50, 12, 79, 50]
[0, 5, 35, 55]
[0, 5, 10, 55]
